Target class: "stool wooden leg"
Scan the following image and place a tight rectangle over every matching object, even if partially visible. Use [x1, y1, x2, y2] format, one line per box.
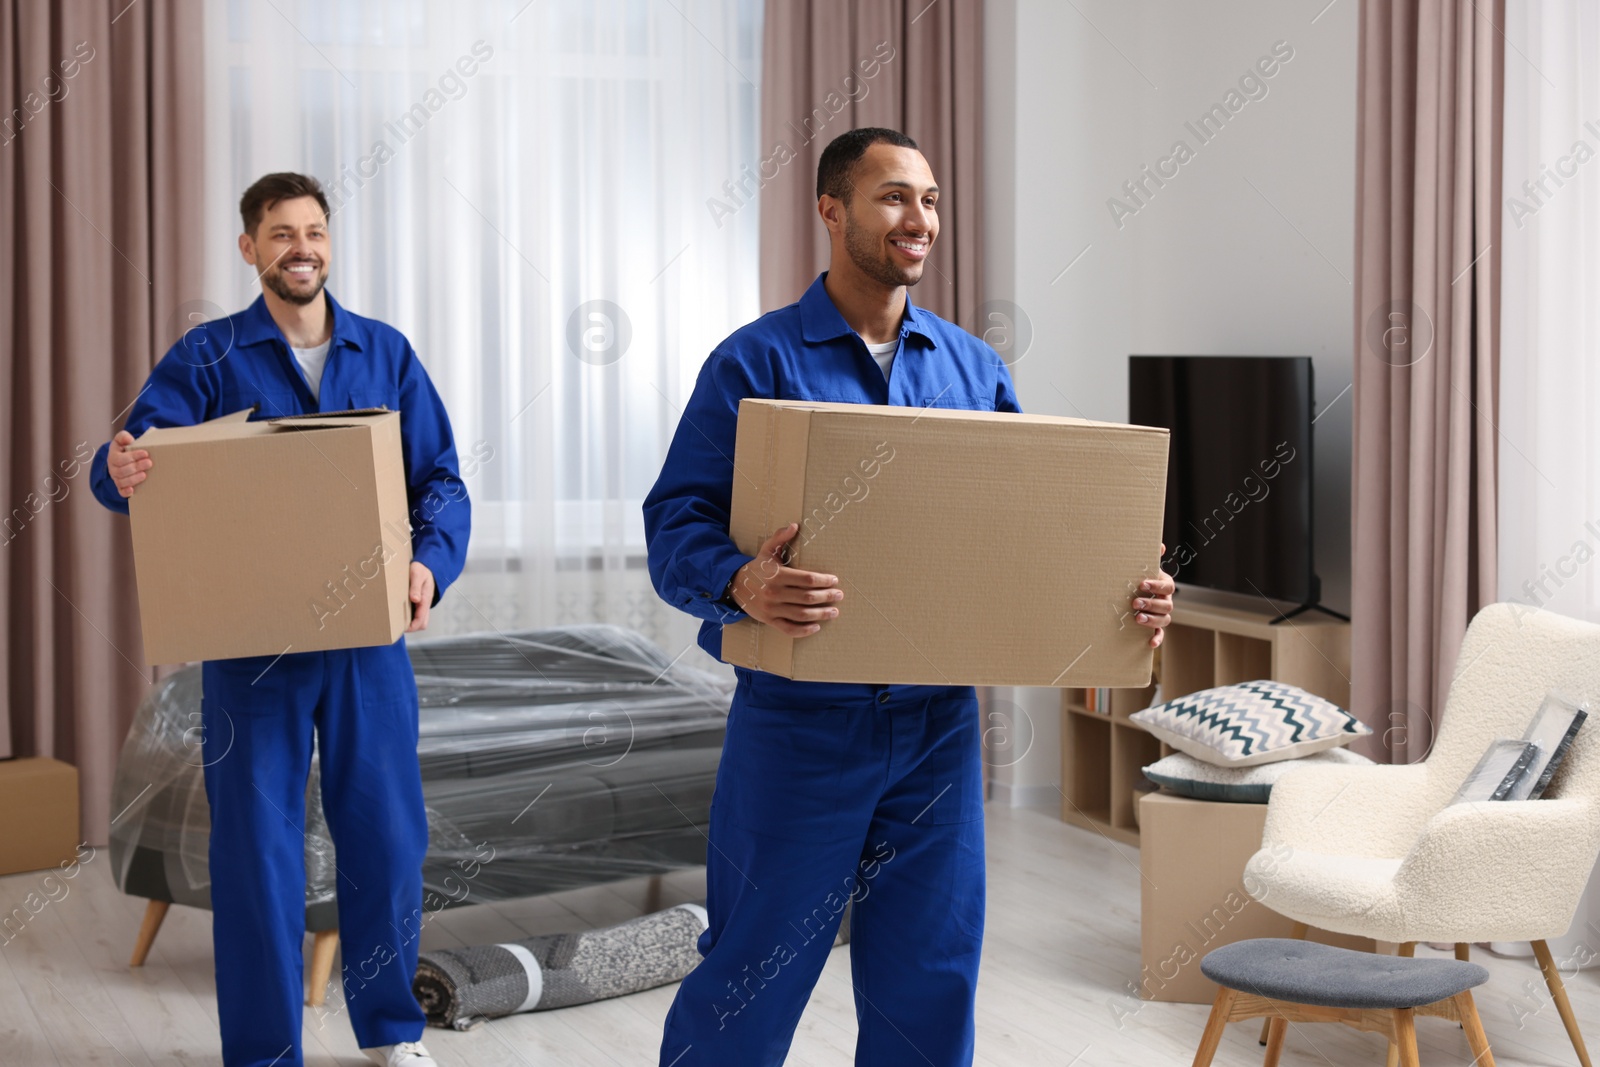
[1261, 1016, 1287, 1067]
[307, 929, 339, 1008]
[1531, 940, 1593, 1067]
[1258, 923, 1310, 1045]
[1192, 988, 1237, 1067]
[1454, 992, 1495, 1067]
[1381, 943, 1418, 1067]
[130, 899, 169, 967]
[1392, 1007, 1421, 1067]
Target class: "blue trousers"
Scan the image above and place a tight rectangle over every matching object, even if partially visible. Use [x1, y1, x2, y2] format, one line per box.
[201, 641, 429, 1067]
[659, 680, 986, 1067]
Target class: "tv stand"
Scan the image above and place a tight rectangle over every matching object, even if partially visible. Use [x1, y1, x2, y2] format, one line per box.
[1271, 602, 1351, 624]
[1256, 576, 1349, 624]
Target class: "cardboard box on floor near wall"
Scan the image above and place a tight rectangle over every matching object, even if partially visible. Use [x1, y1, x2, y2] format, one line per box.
[721, 400, 1170, 688]
[1136, 791, 1374, 1004]
[129, 408, 413, 665]
[0, 759, 80, 876]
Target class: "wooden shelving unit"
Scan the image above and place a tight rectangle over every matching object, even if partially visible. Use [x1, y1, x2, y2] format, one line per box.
[1060, 595, 1351, 845]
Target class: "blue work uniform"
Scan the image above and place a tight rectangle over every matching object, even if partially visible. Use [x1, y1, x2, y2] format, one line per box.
[91, 293, 469, 1067]
[643, 273, 1020, 1066]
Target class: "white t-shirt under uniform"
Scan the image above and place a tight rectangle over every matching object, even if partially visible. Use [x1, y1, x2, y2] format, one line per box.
[292, 339, 333, 403]
[864, 337, 898, 381]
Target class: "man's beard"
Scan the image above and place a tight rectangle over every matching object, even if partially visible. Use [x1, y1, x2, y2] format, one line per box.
[263, 261, 327, 306]
[843, 213, 924, 289]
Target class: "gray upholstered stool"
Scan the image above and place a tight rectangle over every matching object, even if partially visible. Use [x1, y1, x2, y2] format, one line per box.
[1190, 938, 1494, 1067]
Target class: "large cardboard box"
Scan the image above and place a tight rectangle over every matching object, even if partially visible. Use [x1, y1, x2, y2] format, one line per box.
[1136, 791, 1373, 1003]
[0, 758, 79, 876]
[721, 400, 1169, 687]
[129, 409, 413, 665]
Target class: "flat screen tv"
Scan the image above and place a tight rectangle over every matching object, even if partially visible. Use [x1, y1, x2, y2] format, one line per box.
[1128, 356, 1337, 619]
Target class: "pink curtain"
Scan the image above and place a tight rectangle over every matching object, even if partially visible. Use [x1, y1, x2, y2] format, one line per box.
[758, 0, 984, 323]
[1350, 0, 1502, 762]
[1, 0, 205, 843]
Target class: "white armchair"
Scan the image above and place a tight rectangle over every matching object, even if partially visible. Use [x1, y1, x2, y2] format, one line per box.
[1244, 602, 1600, 1067]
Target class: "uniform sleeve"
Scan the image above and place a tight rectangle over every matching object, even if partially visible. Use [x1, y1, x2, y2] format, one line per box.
[397, 344, 469, 603]
[90, 346, 221, 515]
[995, 357, 1023, 414]
[642, 351, 759, 625]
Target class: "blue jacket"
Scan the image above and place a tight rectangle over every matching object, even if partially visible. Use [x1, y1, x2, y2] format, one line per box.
[91, 293, 469, 602]
[643, 273, 1021, 698]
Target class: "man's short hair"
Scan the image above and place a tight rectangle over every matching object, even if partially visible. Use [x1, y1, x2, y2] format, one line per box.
[239, 172, 330, 236]
[816, 128, 920, 203]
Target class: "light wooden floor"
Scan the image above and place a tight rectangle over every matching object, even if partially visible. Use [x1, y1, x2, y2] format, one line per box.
[1, 803, 1595, 1066]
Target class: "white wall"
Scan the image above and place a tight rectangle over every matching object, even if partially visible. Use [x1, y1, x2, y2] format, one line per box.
[983, 0, 1358, 805]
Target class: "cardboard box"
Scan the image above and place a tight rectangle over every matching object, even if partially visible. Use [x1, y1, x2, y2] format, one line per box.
[130, 409, 412, 665]
[721, 400, 1169, 687]
[1137, 791, 1373, 1003]
[0, 759, 79, 876]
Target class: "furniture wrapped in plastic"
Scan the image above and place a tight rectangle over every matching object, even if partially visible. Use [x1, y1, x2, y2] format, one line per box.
[108, 625, 733, 929]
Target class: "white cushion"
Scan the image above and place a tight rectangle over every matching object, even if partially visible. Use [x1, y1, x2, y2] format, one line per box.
[1130, 680, 1371, 767]
[1143, 748, 1373, 802]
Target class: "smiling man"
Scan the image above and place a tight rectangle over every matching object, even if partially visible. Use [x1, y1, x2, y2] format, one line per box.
[644, 128, 1175, 1066]
[90, 172, 467, 1067]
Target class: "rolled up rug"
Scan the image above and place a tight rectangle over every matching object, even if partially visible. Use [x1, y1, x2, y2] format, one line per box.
[414, 903, 711, 1029]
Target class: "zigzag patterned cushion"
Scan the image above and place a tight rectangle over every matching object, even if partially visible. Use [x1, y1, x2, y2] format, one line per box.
[1130, 680, 1371, 768]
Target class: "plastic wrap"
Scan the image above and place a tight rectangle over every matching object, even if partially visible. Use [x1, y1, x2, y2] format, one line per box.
[109, 625, 733, 918]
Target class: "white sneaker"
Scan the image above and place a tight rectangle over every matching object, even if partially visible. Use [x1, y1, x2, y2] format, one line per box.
[363, 1042, 438, 1067]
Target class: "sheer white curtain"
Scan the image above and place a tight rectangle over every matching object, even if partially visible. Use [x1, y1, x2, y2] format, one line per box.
[1500, 0, 1600, 967]
[201, 0, 762, 664]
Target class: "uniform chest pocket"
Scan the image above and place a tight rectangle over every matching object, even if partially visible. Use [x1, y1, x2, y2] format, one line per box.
[219, 386, 295, 420]
[348, 387, 399, 413]
[919, 392, 990, 411]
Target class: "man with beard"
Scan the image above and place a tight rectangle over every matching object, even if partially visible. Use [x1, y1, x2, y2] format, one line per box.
[644, 129, 1174, 1065]
[91, 172, 466, 1067]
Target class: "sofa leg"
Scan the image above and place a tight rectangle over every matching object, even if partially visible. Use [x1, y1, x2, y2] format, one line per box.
[130, 899, 170, 967]
[645, 874, 663, 914]
[1259, 923, 1309, 1045]
[307, 929, 340, 1008]
[1532, 940, 1593, 1067]
[1455, 942, 1471, 962]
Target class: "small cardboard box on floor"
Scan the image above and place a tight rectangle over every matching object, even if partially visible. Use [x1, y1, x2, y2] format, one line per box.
[129, 409, 412, 665]
[721, 399, 1170, 688]
[0, 758, 80, 876]
[1137, 791, 1373, 1004]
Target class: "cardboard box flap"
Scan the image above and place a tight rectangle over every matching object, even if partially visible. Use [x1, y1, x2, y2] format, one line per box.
[267, 407, 393, 431]
[134, 408, 268, 445]
[761, 399, 1169, 436]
